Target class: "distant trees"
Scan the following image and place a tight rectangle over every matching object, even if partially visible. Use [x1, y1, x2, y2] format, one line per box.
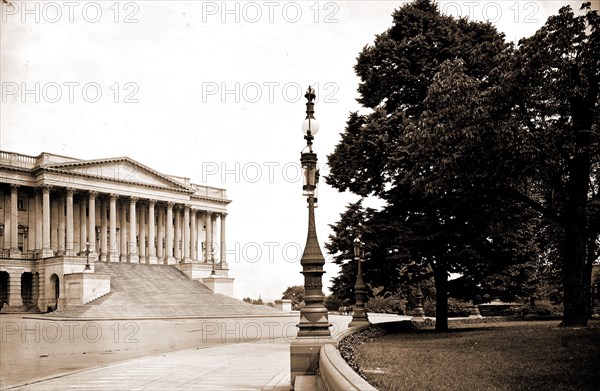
[242, 296, 264, 305]
[282, 285, 304, 310]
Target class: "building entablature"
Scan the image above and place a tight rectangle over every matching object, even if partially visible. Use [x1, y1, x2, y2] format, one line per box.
[0, 151, 230, 211]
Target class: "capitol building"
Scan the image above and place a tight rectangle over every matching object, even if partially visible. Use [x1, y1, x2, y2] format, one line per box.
[0, 150, 233, 313]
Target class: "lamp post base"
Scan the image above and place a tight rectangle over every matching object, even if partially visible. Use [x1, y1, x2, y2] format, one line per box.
[348, 317, 371, 328]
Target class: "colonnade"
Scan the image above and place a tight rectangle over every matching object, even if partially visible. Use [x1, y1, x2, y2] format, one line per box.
[2, 185, 227, 265]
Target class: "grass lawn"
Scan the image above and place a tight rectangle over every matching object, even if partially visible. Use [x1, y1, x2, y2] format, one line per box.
[352, 320, 600, 391]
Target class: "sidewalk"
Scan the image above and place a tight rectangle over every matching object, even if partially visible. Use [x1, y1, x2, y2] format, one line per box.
[4, 314, 407, 391]
[7, 339, 291, 391]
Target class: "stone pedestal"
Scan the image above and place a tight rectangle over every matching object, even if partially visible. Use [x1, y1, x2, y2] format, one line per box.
[275, 299, 292, 312]
[64, 272, 111, 306]
[202, 276, 234, 297]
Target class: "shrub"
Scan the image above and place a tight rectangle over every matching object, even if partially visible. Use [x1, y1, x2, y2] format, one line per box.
[422, 298, 473, 317]
[366, 295, 406, 315]
[447, 298, 472, 317]
[533, 300, 563, 317]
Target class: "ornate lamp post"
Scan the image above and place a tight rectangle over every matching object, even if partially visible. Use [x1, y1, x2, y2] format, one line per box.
[83, 241, 92, 271]
[349, 235, 371, 327]
[296, 85, 331, 338]
[411, 283, 426, 321]
[290, 86, 333, 385]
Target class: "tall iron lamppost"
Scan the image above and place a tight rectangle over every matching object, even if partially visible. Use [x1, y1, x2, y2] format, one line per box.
[290, 86, 333, 386]
[349, 235, 371, 327]
[297, 85, 331, 338]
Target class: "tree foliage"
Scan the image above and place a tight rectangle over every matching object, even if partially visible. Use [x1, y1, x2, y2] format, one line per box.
[326, 0, 600, 329]
[282, 285, 305, 310]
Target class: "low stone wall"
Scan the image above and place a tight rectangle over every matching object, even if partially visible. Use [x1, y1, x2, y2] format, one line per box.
[294, 324, 377, 391]
[319, 343, 377, 391]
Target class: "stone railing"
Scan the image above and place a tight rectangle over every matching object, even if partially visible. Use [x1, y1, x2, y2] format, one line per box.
[0, 151, 37, 169]
[21, 251, 36, 259]
[190, 183, 228, 200]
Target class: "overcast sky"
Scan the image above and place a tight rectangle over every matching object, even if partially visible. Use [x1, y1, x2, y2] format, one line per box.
[1, 1, 597, 300]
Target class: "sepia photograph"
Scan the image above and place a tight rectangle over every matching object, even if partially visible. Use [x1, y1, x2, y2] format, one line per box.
[1, 1, 599, 390]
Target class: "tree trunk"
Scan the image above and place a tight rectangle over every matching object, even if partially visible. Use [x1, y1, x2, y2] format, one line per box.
[585, 231, 598, 318]
[561, 225, 588, 327]
[561, 128, 591, 328]
[434, 263, 449, 332]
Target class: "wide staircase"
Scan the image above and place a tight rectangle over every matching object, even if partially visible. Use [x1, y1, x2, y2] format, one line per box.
[46, 262, 282, 319]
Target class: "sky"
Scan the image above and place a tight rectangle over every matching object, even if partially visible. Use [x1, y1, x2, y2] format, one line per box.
[1, 0, 598, 301]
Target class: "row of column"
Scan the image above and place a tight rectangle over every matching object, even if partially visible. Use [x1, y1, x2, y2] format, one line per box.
[4, 185, 227, 264]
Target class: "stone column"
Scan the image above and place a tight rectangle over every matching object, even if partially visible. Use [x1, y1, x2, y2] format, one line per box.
[120, 200, 127, 262]
[36, 267, 46, 311]
[88, 191, 97, 255]
[165, 202, 175, 264]
[182, 205, 191, 262]
[57, 194, 65, 256]
[109, 194, 118, 262]
[100, 196, 108, 261]
[34, 188, 42, 253]
[74, 201, 80, 254]
[9, 184, 20, 256]
[50, 198, 58, 253]
[28, 194, 35, 251]
[190, 209, 197, 262]
[205, 211, 213, 263]
[139, 201, 146, 262]
[65, 188, 75, 256]
[157, 204, 164, 261]
[148, 200, 157, 263]
[128, 197, 138, 262]
[7, 270, 23, 308]
[31, 272, 39, 309]
[42, 185, 53, 258]
[174, 205, 182, 261]
[220, 212, 228, 267]
[79, 194, 87, 255]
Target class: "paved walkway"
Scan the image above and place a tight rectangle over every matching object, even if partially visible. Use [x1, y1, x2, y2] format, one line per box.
[8, 339, 291, 391]
[4, 314, 407, 391]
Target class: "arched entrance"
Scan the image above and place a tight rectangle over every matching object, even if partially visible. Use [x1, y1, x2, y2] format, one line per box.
[49, 274, 60, 312]
[21, 272, 33, 305]
[0, 271, 9, 309]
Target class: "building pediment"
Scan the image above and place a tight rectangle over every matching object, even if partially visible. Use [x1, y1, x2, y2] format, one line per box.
[43, 158, 193, 192]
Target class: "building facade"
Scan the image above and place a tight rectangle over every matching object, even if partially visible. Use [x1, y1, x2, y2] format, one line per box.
[0, 150, 232, 312]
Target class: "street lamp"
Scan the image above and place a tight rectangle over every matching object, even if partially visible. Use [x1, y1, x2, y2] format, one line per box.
[83, 241, 91, 271]
[296, 85, 331, 338]
[349, 235, 371, 327]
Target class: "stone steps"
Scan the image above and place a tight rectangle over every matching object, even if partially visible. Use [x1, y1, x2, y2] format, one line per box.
[47, 262, 281, 319]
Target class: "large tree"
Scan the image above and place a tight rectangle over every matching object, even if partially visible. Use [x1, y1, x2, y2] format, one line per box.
[496, 3, 600, 326]
[326, 0, 600, 329]
[326, 0, 516, 331]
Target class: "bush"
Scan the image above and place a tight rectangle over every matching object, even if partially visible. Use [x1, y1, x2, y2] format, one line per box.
[325, 295, 345, 312]
[532, 300, 562, 317]
[421, 298, 472, 317]
[447, 298, 472, 317]
[365, 295, 406, 315]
